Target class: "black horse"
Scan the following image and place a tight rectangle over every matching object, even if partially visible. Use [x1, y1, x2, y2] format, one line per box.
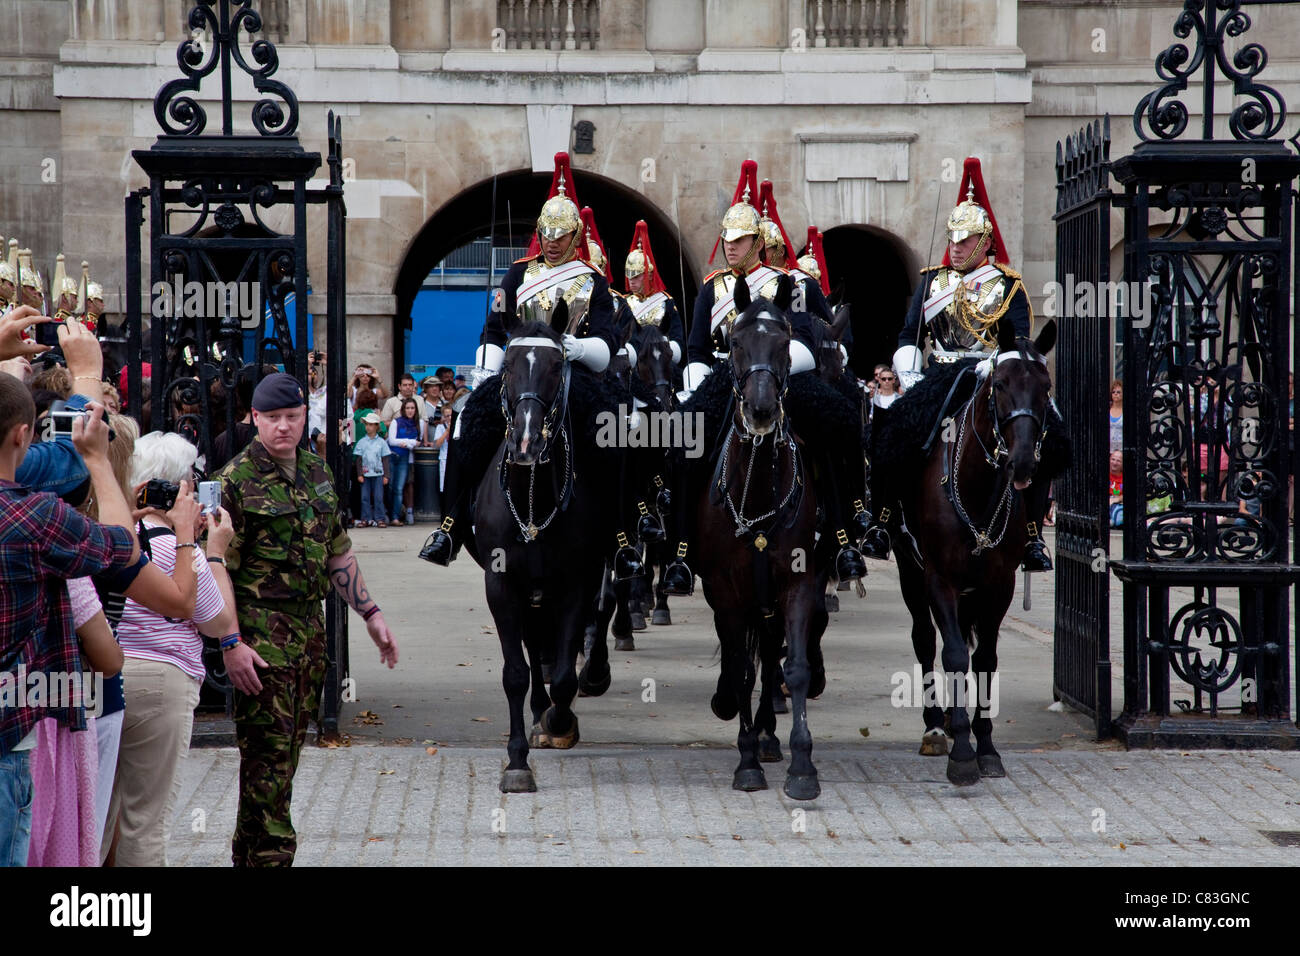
[691, 281, 825, 800]
[893, 318, 1057, 785]
[470, 316, 617, 793]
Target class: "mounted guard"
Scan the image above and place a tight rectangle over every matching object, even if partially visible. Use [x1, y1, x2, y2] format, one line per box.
[662, 159, 868, 594]
[421, 151, 643, 578]
[623, 220, 685, 365]
[861, 157, 1063, 573]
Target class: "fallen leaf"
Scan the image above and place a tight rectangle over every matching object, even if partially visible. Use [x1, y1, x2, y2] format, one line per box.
[458, 662, 473, 667]
[1116, 843, 1126, 850]
[1264, 764, 1282, 773]
[732, 834, 743, 841]
[826, 829, 838, 839]
[378, 769, 395, 775]
[1061, 733, 1077, 739]
[368, 836, 384, 842]
[425, 747, 438, 756]
[630, 850, 645, 854]
[472, 717, 491, 723]
[858, 727, 870, 738]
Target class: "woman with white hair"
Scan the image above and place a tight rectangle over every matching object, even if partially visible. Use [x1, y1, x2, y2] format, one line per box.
[106, 431, 240, 867]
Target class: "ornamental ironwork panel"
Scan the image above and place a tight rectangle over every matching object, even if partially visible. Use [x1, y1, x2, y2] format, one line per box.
[1051, 117, 1113, 740]
[126, 0, 351, 734]
[1103, 0, 1300, 748]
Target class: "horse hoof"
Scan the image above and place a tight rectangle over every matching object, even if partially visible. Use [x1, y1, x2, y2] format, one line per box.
[613, 636, 636, 652]
[758, 732, 783, 763]
[711, 692, 738, 722]
[824, 592, 839, 613]
[541, 663, 554, 684]
[577, 661, 611, 698]
[978, 754, 1006, 778]
[529, 724, 552, 749]
[783, 773, 821, 801]
[500, 768, 537, 793]
[630, 611, 647, 631]
[808, 670, 826, 700]
[539, 708, 579, 749]
[772, 694, 788, 715]
[919, 730, 949, 756]
[733, 767, 767, 792]
[946, 757, 981, 787]
[651, 608, 671, 626]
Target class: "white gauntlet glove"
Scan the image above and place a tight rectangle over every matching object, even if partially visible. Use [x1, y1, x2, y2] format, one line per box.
[893, 344, 924, 391]
[561, 334, 611, 373]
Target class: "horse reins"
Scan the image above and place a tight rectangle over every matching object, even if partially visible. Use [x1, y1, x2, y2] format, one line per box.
[499, 336, 574, 543]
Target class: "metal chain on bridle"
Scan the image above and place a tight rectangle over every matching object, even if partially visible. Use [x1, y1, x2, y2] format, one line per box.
[946, 349, 1050, 555]
[721, 353, 800, 542]
[498, 340, 573, 543]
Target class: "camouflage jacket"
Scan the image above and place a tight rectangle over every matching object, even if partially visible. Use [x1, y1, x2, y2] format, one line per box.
[215, 437, 351, 637]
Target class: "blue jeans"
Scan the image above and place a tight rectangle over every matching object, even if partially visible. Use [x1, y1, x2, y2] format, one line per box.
[389, 455, 411, 522]
[360, 475, 384, 523]
[0, 750, 32, 867]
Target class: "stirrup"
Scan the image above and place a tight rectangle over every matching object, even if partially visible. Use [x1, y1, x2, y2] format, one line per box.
[419, 518, 457, 566]
[613, 533, 643, 580]
[663, 547, 694, 595]
[849, 499, 872, 540]
[834, 529, 868, 583]
[636, 504, 665, 542]
[1021, 538, 1053, 573]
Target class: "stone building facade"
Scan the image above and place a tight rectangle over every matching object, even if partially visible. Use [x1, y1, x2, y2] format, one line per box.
[2, 0, 1297, 376]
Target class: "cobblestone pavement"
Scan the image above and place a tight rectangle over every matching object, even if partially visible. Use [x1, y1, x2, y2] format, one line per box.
[170, 744, 1300, 865]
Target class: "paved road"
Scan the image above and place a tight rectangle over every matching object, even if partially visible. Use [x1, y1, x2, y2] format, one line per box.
[170, 526, 1300, 865]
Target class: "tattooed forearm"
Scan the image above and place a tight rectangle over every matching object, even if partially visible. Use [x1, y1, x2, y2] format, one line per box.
[328, 550, 376, 614]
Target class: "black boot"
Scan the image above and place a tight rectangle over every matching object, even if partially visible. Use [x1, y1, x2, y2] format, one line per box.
[636, 501, 665, 542]
[1022, 522, 1053, 572]
[419, 517, 459, 566]
[613, 533, 644, 581]
[849, 499, 871, 543]
[860, 506, 893, 560]
[663, 542, 694, 596]
[834, 529, 868, 582]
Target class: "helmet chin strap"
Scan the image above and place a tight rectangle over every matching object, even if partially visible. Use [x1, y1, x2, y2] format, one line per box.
[543, 229, 583, 266]
[952, 233, 991, 272]
[729, 237, 760, 274]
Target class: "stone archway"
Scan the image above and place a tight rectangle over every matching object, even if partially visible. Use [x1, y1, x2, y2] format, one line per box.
[802, 224, 917, 377]
[392, 169, 700, 379]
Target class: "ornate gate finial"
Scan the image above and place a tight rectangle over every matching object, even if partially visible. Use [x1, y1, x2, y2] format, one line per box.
[154, 0, 299, 138]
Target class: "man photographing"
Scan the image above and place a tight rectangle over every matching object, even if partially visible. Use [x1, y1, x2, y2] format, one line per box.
[214, 372, 398, 867]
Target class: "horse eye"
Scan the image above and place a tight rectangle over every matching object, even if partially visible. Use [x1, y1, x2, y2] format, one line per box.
[993, 380, 1005, 391]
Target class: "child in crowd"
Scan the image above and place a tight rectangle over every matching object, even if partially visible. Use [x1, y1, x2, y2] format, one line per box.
[353, 412, 391, 527]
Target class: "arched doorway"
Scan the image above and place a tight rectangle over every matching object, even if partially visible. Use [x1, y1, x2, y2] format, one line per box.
[393, 170, 700, 381]
[801, 224, 916, 378]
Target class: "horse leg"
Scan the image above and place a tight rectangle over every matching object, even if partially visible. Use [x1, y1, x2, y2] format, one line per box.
[755, 621, 784, 763]
[490, 590, 536, 792]
[782, 594, 821, 800]
[808, 583, 829, 699]
[540, 571, 597, 748]
[926, 571, 979, 786]
[579, 570, 615, 696]
[628, 572, 649, 633]
[651, 552, 672, 625]
[971, 582, 1013, 778]
[612, 578, 636, 651]
[901, 552, 946, 755]
[727, 616, 766, 792]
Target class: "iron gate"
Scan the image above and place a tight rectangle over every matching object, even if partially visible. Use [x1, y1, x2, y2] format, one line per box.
[124, 0, 351, 734]
[1104, 0, 1300, 747]
[1051, 117, 1113, 740]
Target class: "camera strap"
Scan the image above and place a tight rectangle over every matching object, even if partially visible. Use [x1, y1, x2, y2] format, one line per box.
[137, 522, 176, 563]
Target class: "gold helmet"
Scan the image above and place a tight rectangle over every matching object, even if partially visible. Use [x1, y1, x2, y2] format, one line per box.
[585, 237, 606, 274]
[53, 254, 79, 298]
[947, 184, 994, 245]
[625, 248, 647, 278]
[19, 249, 43, 295]
[717, 159, 761, 244]
[796, 254, 821, 280]
[0, 237, 13, 287]
[536, 152, 582, 242]
[84, 260, 104, 304]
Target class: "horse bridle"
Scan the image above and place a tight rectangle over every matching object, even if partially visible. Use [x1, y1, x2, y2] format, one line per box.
[972, 349, 1049, 468]
[500, 336, 571, 465]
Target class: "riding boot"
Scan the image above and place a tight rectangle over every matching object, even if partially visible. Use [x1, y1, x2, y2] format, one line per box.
[613, 531, 645, 581]
[635, 500, 665, 542]
[420, 437, 469, 566]
[662, 466, 695, 595]
[860, 453, 896, 560]
[823, 448, 867, 583]
[1020, 479, 1054, 572]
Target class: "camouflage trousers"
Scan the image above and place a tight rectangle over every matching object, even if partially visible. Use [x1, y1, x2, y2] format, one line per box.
[231, 605, 328, 868]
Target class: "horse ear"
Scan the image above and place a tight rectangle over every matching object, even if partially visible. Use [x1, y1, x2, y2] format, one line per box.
[772, 274, 793, 312]
[996, 317, 1017, 353]
[1034, 319, 1057, 357]
[831, 303, 851, 342]
[732, 275, 752, 314]
[550, 298, 570, 334]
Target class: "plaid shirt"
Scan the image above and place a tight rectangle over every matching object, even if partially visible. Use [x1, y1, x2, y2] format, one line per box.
[0, 479, 135, 756]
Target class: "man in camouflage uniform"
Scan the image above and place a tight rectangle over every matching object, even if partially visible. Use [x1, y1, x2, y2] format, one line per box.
[214, 372, 399, 867]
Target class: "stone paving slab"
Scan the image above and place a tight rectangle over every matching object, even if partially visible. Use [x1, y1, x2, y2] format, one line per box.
[168, 744, 1300, 866]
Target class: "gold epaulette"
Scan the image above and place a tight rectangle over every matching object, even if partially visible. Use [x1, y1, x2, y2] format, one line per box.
[919, 265, 944, 275]
[513, 252, 540, 264]
[993, 262, 1022, 281]
[703, 268, 727, 282]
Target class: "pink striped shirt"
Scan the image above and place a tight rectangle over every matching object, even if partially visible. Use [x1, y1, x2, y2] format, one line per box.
[116, 522, 225, 682]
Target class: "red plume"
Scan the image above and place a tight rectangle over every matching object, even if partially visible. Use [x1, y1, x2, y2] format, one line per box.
[626, 220, 666, 296]
[527, 152, 582, 258]
[807, 226, 830, 297]
[940, 157, 1007, 267]
[579, 207, 611, 282]
[757, 180, 794, 257]
[709, 158, 759, 265]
